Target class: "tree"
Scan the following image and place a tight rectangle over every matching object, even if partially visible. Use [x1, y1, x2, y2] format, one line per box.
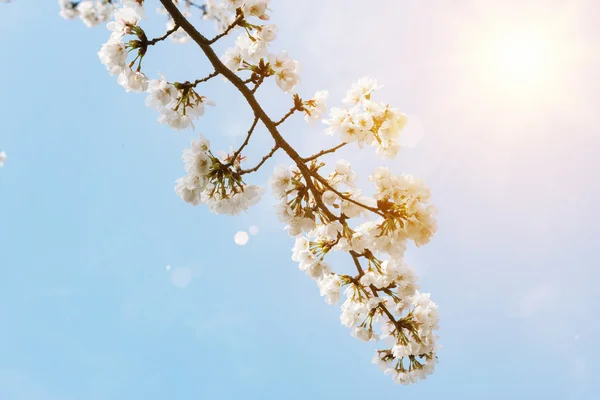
[6, 0, 440, 385]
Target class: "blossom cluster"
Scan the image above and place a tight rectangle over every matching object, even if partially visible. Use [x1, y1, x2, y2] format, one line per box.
[148, 78, 215, 130]
[325, 77, 409, 159]
[0, 151, 6, 168]
[58, 0, 115, 27]
[97, 2, 217, 130]
[203, 0, 237, 32]
[97, 2, 146, 77]
[53, 0, 442, 385]
[271, 120, 439, 384]
[175, 135, 264, 215]
[214, 1, 303, 92]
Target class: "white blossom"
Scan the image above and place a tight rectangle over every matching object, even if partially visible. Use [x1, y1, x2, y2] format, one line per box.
[268, 52, 300, 92]
[97, 39, 127, 75]
[107, 3, 143, 37]
[145, 78, 178, 110]
[117, 68, 149, 92]
[304, 90, 328, 124]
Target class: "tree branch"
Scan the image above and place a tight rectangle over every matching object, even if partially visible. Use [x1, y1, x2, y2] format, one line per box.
[349, 252, 405, 331]
[302, 142, 347, 162]
[158, 0, 333, 216]
[208, 14, 243, 44]
[275, 107, 297, 126]
[192, 70, 219, 86]
[148, 24, 179, 45]
[231, 116, 259, 165]
[314, 174, 384, 216]
[240, 144, 279, 175]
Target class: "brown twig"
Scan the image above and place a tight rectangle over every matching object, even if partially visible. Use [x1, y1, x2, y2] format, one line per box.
[240, 145, 280, 175]
[230, 116, 259, 165]
[192, 71, 219, 86]
[147, 24, 179, 45]
[208, 14, 244, 44]
[302, 142, 348, 162]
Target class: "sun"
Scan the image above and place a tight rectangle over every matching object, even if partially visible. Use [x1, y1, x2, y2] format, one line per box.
[488, 30, 553, 88]
[479, 28, 555, 93]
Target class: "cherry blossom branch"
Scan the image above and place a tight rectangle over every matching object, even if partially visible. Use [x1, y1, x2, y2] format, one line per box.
[350, 251, 403, 331]
[240, 144, 279, 175]
[192, 70, 219, 86]
[250, 74, 265, 93]
[302, 142, 348, 162]
[89, 0, 440, 385]
[208, 14, 243, 44]
[314, 174, 384, 216]
[160, 0, 383, 233]
[148, 23, 179, 45]
[158, 0, 323, 193]
[275, 106, 298, 126]
[230, 116, 259, 164]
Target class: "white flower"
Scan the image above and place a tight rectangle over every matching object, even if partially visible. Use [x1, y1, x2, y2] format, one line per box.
[317, 273, 341, 304]
[186, 96, 214, 119]
[158, 109, 192, 131]
[375, 140, 400, 159]
[117, 68, 149, 93]
[205, 185, 265, 215]
[0, 151, 6, 167]
[324, 107, 348, 136]
[343, 76, 382, 105]
[175, 175, 204, 205]
[351, 326, 378, 342]
[58, 0, 78, 20]
[274, 67, 300, 92]
[122, 0, 146, 19]
[321, 190, 338, 206]
[107, 3, 142, 37]
[204, 0, 236, 32]
[183, 141, 212, 176]
[256, 24, 278, 42]
[235, 33, 268, 63]
[340, 294, 368, 328]
[97, 39, 127, 75]
[77, 1, 114, 28]
[145, 78, 178, 110]
[222, 47, 244, 71]
[304, 90, 328, 124]
[243, 0, 271, 20]
[270, 165, 294, 198]
[268, 52, 301, 92]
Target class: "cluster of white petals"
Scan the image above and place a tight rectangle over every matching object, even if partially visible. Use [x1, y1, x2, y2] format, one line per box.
[270, 149, 439, 383]
[97, 2, 146, 85]
[0, 151, 6, 168]
[176, 135, 264, 215]
[59, 0, 114, 27]
[214, 3, 302, 93]
[303, 90, 329, 124]
[52, 0, 443, 385]
[149, 78, 215, 130]
[325, 77, 409, 159]
[267, 51, 301, 92]
[203, 0, 237, 32]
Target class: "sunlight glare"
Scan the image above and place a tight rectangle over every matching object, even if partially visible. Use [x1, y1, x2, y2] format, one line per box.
[483, 29, 553, 90]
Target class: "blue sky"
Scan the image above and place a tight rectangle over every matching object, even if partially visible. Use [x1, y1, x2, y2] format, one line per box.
[1, 0, 599, 399]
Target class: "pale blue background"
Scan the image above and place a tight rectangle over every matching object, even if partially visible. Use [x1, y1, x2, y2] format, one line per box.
[1, 1, 599, 399]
